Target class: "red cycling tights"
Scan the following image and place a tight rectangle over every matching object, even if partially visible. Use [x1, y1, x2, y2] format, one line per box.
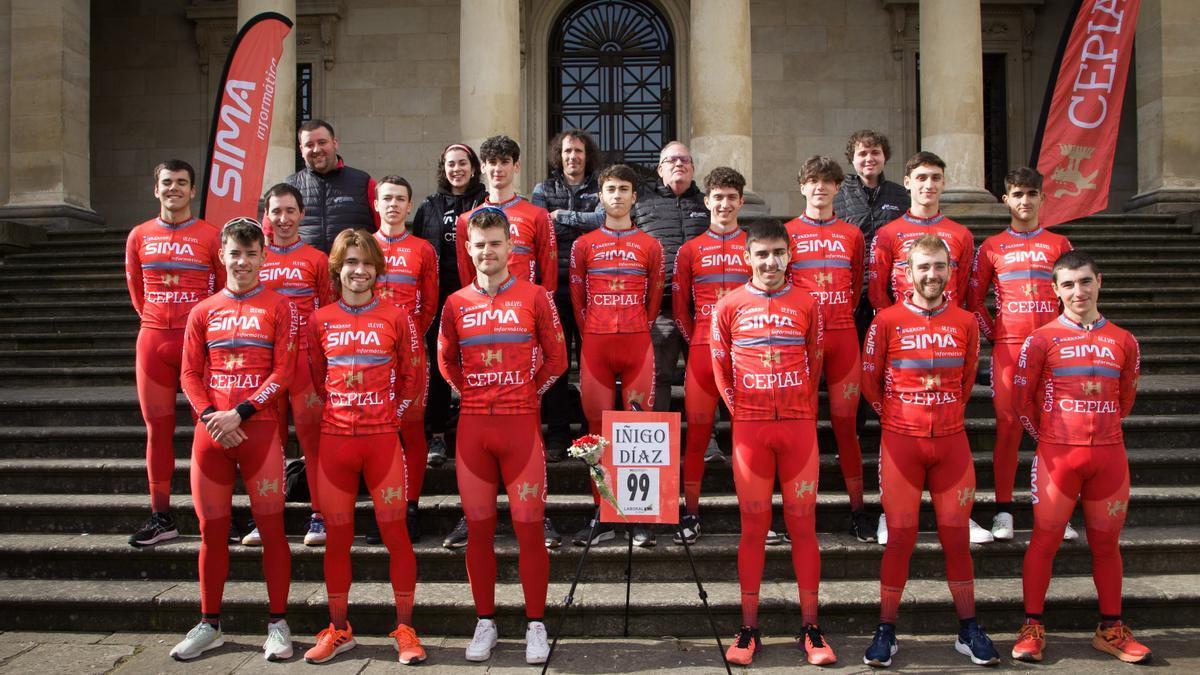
[276, 346, 324, 513]
[990, 342, 1023, 505]
[581, 331, 655, 504]
[1023, 442, 1130, 619]
[318, 432, 416, 628]
[683, 341, 719, 515]
[732, 419, 821, 627]
[399, 363, 429, 505]
[878, 429, 977, 624]
[456, 413, 548, 619]
[137, 327, 185, 512]
[823, 327, 864, 510]
[191, 420, 290, 617]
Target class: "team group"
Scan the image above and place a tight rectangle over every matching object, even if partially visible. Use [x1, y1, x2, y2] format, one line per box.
[123, 122, 1147, 667]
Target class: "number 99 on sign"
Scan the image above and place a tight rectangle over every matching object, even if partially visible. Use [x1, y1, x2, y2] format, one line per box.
[617, 468, 659, 516]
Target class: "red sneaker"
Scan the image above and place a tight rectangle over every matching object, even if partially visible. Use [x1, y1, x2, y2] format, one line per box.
[725, 625, 762, 666]
[390, 623, 426, 665]
[1011, 622, 1045, 662]
[800, 623, 837, 665]
[303, 623, 356, 664]
[1093, 622, 1151, 663]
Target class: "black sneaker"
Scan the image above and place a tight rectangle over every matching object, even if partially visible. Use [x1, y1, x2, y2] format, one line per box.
[850, 510, 877, 543]
[955, 620, 1000, 666]
[129, 511, 179, 548]
[426, 435, 448, 468]
[630, 525, 655, 548]
[442, 516, 469, 549]
[673, 514, 700, 545]
[703, 437, 726, 464]
[544, 431, 569, 464]
[863, 623, 898, 668]
[406, 503, 422, 543]
[543, 516, 561, 548]
[765, 529, 791, 546]
[572, 519, 615, 546]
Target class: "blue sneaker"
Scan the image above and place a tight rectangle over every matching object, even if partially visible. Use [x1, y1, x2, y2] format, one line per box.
[955, 620, 1000, 666]
[304, 514, 326, 546]
[863, 623, 898, 667]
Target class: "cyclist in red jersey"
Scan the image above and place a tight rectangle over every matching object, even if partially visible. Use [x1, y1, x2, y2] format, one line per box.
[785, 156, 872, 540]
[372, 175, 438, 542]
[438, 208, 566, 665]
[454, 135, 556, 292]
[861, 234, 999, 668]
[868, 152, 974, 310]
[1010, 251, 1148, 664]
[966, 167, 1074, 542]
[303, 229, 426, 666]
[672, 167, 750, 544]
[256, 183, 334, 547]
[125, 159, 225, 547]
[568, 164, 665, 548]
[711, 219, 830, 666]
[169, 217, 296, 661]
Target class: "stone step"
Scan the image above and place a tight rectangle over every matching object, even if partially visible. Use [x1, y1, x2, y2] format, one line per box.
[0, 301, 135, 318]
[1, 446, 1195, 496]
[0, 274, 126, 291]
[3, 525, 1196, 585]
[0, 331, 136, 351]
[1, 486, 1195, 537]
[0, 573, 1195, 636]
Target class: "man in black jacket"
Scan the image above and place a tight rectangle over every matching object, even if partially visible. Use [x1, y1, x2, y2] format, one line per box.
[631, 142, 709, 421]
[284, 119, 379, 252]
[531, 129, 604, 457]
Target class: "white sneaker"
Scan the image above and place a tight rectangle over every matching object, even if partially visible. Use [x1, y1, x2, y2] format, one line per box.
[991, 512, 1014, 541]
[465, 618, 498, 662]
[969, 518, 995, 544]
[1063, 522, 1079, 541]
[263, 619, 293, 661]
[241, 527, 262, 546]
[876, 513, 888, 546]
[170, 622, 224, 661]
[525, 620, 550, 664]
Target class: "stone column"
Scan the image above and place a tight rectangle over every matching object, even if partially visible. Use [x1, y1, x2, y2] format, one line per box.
[689, 0, 753, 187]
[238, 0, 297, 186]
[2, 0, 101, 229]
[0, 0, 11, 207]
[919, 0, 995, 205]
[1128, 0, 1200, 213]
[459, 0, 521, 151]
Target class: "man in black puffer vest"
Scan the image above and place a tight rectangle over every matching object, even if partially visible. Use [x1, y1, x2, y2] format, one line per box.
[531, 129, 604, 457]
[285, 119, 378, 253]
[631, 141, 709, 417]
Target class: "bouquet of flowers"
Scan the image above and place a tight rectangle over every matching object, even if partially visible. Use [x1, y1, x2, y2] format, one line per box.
[567, 434, 624, 519]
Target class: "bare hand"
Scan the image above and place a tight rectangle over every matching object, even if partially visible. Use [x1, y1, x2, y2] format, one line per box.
[202, 410, 247, 447]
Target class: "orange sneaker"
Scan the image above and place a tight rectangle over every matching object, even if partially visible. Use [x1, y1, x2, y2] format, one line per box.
[800, 624, 837, 665]
[1011, 622, 1045, 662]
[390, 623, 427, 665]
[1093, 622, 1151, 663]
[303, 623, 356, 664]
[726, 625, 762, 666]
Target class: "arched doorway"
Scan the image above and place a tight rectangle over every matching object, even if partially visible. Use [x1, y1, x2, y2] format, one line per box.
[548, 0, 676, 169]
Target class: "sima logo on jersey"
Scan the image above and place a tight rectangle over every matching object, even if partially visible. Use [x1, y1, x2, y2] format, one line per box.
[209, 315, 262, 331]
[701, 253, 745, 267]
[1003, 250, 1050, 264]
[899, 332, 957, 350]
[462, 308, 520, 328]
[145, 241, 195, 256]
[385, 255, 408, 268]
[738, 314, 794, 330]
[327, 330, 381, 347]
[792, 238, 846, 254]
[1060, 344, 1116, 360]
[260, 266, 304, 281]
[594, 248, 639, 262]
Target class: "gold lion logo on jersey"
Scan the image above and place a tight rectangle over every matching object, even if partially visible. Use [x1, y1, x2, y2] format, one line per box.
[794, 480, 816, 498]
[1082, 380, 1102, 396]
[814, 272, 834, 288]
[223, 354, 244, 369]
[162, 273, 180, 286]
[256, 478, 279, 497]
[922, 374, 941, 390]
[343, 371, 363, 388]
[759, 349, 781, 366]
[379, 486, 404, 504]
[483, 349, 503, 366]
[516, 481, 540, 502]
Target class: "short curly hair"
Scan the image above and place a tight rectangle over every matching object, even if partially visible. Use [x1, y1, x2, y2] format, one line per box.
[703, 166, 746, 196]
[844, 129, 892, 164]
[479, 135, 521, 164]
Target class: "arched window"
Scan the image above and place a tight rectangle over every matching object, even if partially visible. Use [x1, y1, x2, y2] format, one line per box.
[549, 0, 675, 169]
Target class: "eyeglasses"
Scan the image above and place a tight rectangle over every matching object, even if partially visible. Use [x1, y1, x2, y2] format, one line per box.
[659, 155, 693, 166]
[222, 217, 263, 231]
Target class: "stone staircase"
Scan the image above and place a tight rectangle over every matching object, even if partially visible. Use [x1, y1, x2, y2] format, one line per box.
[0, 214, 1198, 638]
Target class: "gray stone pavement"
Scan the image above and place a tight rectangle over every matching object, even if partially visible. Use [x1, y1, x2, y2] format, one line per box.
[0, 629, 1197, 673]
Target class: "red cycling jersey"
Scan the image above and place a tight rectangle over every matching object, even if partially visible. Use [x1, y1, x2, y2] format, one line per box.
[569, 226, 665, 334]
[373, 230, 439, 334]
[862, 295, 980, 437]
[438, 275, 568, 415]
[710, 281, 823, 421]
[785, 214, 865, 330]
[259, 240, 333, 350]
[672, 227, 750, 345]
[968, 227, 1073, 344]
[125, 217, 225, 329]
[868, 212, 974, 310]
[180, 284, 298, 422]
[455, 196, 557, 292]
[308, 296, 421, 435]
[1014, 314, 1140, 445]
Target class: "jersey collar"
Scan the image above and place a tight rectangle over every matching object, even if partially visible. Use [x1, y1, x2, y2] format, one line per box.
[745, 280, 792, 298]
[901, 292, 951, 318]
[223, 284, 265, 301]
[472, 274, 516, 296]
[375, 230, 410, 243]
[902, 211, 944, 226]
[1057, 313, 1107, 331]
[268, 239, 305, 254]
[798, 213, 837, 226]
[1006, 227, 1043, 239]
[338, 295, 380, 314]
[484, 195, 522, 210]
[705, 227, 741, 240]
[156, 216, 197, 230]
[601, 225, 638, 237]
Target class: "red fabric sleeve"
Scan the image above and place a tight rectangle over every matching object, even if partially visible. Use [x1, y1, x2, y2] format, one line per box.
[1120, 331, 1141, 418]
[316, 254, 334, 309]
[534, 289, 568, 395]
[960, 315, 980, 412]
[955, 229, 974, 308]
[710, 300, 735, 413]
[455, 214, 472, 289]
[417, 243, 439, 334]
[180, 305, 213, 416]
[436, 301, 464, 395]
[967, 240, 997, 341]
[1014, 332, 1047, 440]
[208, 228, 227, 295]
[536, 208, 558, 293]
[860, 313, 888, 416]
[125, 229, 145, 318]
[568, 238, 587, 331]
[868, 229, 893, 310]
[672, 241, 695, 344]
[850, 228, 866, 308]
[646, 238, 665, 330]
[393, 310, 420, 418]
[308, 318, 328, 402]
[807, 300, 825, 413]
[243, 298, 298, 414]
